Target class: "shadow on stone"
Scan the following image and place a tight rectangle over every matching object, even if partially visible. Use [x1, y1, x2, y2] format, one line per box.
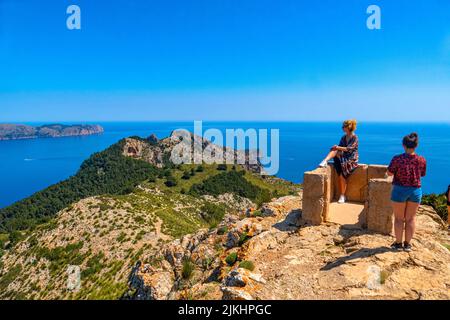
[320, 246, 391, 271]
[273, 209, 302, 232]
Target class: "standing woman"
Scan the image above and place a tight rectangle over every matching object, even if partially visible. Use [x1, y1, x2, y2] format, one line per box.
[387, 133, 427, 252]
[319, 119, 359, 204]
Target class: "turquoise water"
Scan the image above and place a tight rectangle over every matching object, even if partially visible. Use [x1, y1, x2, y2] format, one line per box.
[0, 122, 449, 208]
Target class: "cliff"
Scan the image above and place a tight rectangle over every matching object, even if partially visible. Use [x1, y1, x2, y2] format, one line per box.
[0, 123, 104, 140]
[127, 195, 450, 300]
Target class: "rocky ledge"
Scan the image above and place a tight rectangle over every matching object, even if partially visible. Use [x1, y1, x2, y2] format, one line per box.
[126, 193, 450, 300]
[0, 123, 104, 140]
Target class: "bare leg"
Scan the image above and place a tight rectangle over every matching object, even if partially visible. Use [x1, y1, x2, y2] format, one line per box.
[323, 150, 338, 162]
[338, 175, 347, 196]
[404, 201, 419, 244]
[392, 201, 407, 243]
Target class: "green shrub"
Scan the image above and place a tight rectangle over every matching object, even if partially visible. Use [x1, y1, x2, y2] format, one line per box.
[189, 171, 271, 205]
[252, 210, 263, 217]
[33, 242, 87, 275]
[422, 193, 448, 222]
[217, 226, 228, 235]
[116, 232, 127, 243]
[217, 164, 228, 171]
[238, 260, 255, 271]
[165, 176, 178, 187]
[202, 257, 214, 270]
[200, 203, 226, 228]
[0, 233, 8, 249]
[7, 230, 22, 247]
[225, 252, 238, 266]
[82, 252, 105, 278]
[238, 232, 250, 246]
[0, 265, 22, 291]
[181, 171, 191, 180]
[182, 259, 195, 279]
[196, 165, 204, 172]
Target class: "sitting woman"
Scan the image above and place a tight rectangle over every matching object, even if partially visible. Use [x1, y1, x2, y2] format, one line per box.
[318, 119, 359, 204]
[387, 133, 427, 252]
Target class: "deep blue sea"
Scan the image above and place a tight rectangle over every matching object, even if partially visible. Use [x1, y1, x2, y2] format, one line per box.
[1, 122, 449, 208]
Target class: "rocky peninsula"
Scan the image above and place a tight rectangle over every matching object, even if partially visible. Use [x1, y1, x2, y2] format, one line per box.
[0, 123, 104, 141]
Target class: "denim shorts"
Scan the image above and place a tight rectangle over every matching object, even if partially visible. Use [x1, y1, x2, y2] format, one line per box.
[391, 185, 422, 203]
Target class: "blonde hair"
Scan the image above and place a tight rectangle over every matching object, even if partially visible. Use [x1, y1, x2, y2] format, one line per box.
[343, 119, 357, 132]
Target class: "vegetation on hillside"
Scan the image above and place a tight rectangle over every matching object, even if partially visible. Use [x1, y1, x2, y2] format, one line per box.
[422, 193, 448, 222]
[0, 139, 160, 233]
[189, 170, 272, 205]
[0, 134, 303, 300]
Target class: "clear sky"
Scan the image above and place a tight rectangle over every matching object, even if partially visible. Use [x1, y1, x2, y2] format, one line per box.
[1, 0, 450, 122]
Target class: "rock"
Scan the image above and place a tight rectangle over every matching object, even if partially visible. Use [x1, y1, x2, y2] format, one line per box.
[226, 231, 241, 249]
[147, 134, 159, 144]
[225, 269, 248, 287]
[261, 196, 301, 218]
[333, 235, 345, 246]
[224, 268, 266, 287]
[66, 265, 81, 292]
[221, 287, 254, 301]
[136, 270, 174, 300]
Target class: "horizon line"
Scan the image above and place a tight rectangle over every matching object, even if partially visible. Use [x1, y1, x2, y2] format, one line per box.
[2, 120, 450, 124]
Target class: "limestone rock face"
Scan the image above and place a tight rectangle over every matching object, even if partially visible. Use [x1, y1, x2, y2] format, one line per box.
[121, 132, 263, 173]
[122, 138, 164, 167]
[129, 262, 174, 300]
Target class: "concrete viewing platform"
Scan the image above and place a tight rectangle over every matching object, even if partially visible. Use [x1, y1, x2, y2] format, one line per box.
[302, 164, 394, 234]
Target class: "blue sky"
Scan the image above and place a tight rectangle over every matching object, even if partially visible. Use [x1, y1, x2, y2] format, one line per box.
[1, 0, 450, 121]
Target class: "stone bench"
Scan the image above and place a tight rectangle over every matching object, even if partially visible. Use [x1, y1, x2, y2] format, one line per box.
[302, 164, 394, 234]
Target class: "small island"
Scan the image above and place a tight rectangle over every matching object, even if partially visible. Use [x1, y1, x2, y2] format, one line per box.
[0, 123, 104, 141]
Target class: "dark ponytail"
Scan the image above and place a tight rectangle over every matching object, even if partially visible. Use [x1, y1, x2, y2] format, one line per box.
[403, 132, 419, 149]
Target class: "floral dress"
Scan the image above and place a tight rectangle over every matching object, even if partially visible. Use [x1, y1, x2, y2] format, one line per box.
[333, 134, 359, 178]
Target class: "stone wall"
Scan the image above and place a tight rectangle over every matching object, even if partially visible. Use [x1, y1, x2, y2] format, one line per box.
[366, 177, 394, 234]
[332, 165, 368, 202]
[303, 164, 394, 234]
[302, 167, 331, 225]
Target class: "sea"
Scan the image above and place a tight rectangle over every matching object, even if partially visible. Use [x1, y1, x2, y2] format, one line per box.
[1, 122, 449, 209]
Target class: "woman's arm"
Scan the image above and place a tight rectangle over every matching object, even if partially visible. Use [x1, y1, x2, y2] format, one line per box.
[387, 156, 397, 177]
[338, 136, 358, 152]
[421, 158, 427, 177]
